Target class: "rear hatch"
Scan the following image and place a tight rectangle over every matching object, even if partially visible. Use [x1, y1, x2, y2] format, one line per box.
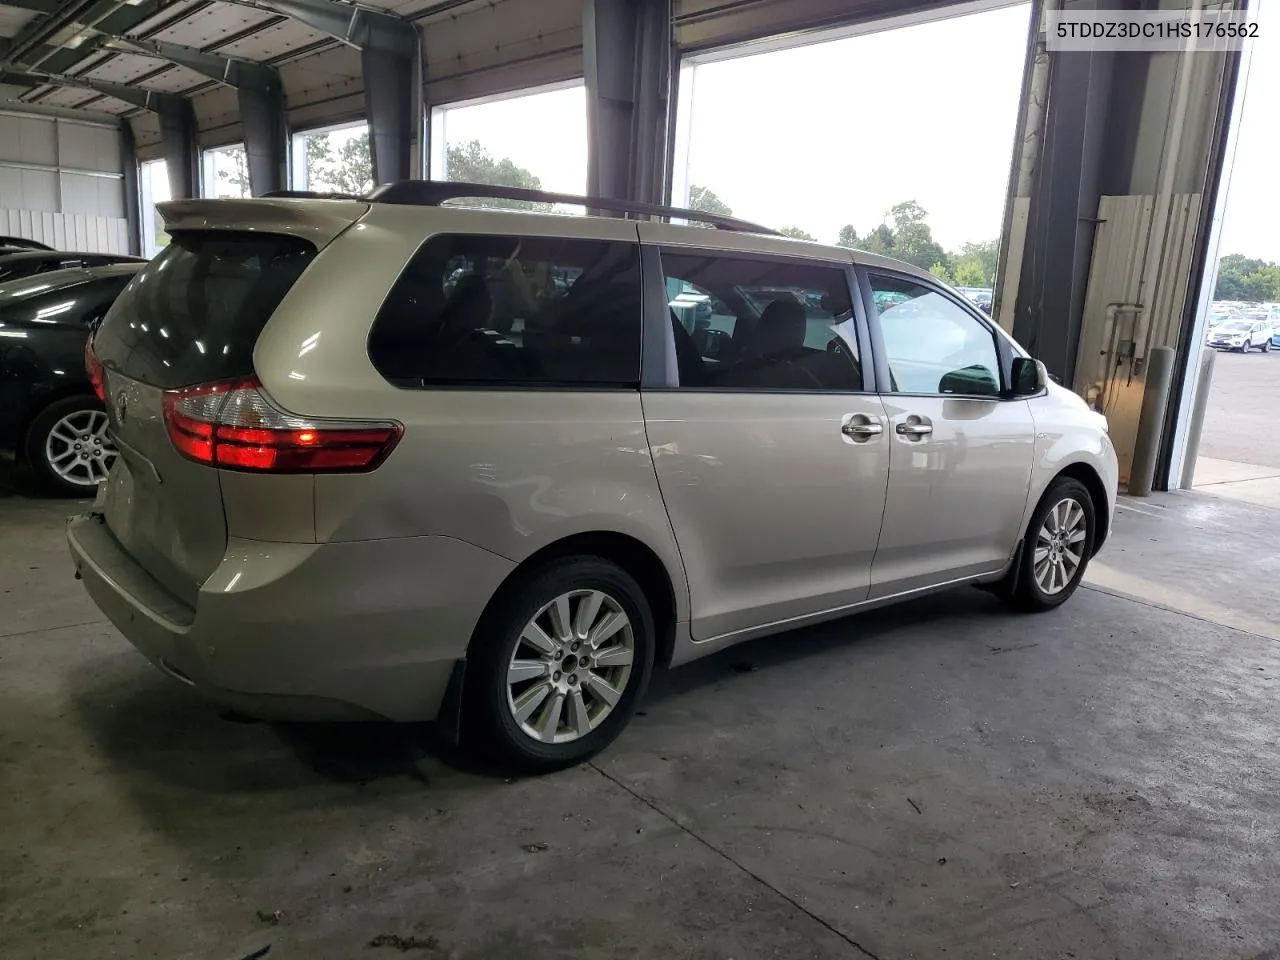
[89, 199, 367, 606]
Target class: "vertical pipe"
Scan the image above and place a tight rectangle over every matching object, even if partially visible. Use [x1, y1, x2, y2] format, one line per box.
[1178, 347, 1216, 489]
[1128, 345, 1176, 497]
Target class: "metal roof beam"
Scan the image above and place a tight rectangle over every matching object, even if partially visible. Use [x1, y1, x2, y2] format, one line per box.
[19, 69, 186, 112]
[104, 36, 280, 93]
[221, 0, 417, 54]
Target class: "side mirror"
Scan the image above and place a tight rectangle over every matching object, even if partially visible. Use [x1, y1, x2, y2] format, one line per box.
[939, 364, 1000, 397]
[1010, 357, 1048, 397]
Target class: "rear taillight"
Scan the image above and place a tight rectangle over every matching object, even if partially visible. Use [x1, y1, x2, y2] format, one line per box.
[162, 377, 401, 473]
[85, 337, 105, 403]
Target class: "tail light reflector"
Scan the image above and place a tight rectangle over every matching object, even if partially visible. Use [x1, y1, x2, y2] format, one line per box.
[85, 337, 105, 403]
[162, 377, 401, 473]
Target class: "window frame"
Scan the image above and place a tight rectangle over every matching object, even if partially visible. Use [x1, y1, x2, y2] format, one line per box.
[641, 245, 875, 394]
[858, 265, 1019, 401]
[365, 230, 646, 392]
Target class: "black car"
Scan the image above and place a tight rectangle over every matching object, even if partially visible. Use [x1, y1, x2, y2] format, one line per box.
[0, 263, 142, 494]
[0, 235, 54, 252]
[0, 249, 146, 284]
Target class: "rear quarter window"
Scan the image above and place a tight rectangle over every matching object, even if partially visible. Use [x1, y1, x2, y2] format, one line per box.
[93, 231, 316, 388]
[368, 234, 642, 388]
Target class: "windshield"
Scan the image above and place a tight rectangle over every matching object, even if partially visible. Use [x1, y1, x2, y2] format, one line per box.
[1218, 321, 1253, 333]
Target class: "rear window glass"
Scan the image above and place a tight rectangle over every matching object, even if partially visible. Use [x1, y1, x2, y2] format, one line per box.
[368, 234, 642, 388]
[93, 231, 316, 388]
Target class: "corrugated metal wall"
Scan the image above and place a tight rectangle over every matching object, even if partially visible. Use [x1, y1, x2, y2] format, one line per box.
[0, 109, 129, 254]
[1074, 192, 1203, 483]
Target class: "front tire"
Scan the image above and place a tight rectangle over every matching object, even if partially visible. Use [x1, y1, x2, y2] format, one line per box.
[24, 395, 116, 497]
[465, 556, 655, 774]
[1001, 478, 1097, 612]
[1238, 339, 1252, 353]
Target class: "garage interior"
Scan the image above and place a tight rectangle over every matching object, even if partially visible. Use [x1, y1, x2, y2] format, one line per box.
[2, 1, 1279, 958]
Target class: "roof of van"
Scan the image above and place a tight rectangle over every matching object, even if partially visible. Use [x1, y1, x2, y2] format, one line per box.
[158, 192, 943, 288]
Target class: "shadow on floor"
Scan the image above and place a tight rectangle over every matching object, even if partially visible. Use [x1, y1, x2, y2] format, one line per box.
[64, 584, 1012, 799]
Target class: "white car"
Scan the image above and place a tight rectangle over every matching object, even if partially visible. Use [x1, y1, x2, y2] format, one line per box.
[1207, 319, 1275, 352]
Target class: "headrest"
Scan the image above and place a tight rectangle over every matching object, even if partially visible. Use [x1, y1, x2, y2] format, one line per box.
[754, 298, 807, 355]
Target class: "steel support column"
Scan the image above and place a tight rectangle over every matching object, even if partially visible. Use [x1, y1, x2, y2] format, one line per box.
[250, 0, 420, 186]
[584, 0, 673, 204]
[1009, 44, 1114, 383]
[157, 96, 200, 200]
[111, 37, 288, 195]
[995, 0, 1245, 489]
[119, 120, 141, 256]
[362, 22, 417, 186]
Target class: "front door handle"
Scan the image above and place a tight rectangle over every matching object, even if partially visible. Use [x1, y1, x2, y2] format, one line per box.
[841, 413, 883, 442]
[842, 421, 883, 439]
[895, 421, 933, 438]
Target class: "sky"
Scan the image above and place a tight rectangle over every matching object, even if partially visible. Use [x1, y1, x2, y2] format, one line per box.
[439, 0, 1279, 263]
[1216, 0, 1279, 263]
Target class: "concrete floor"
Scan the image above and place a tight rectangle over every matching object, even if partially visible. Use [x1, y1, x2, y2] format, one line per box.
[1196, 348, 1280, 469]
[3, 472, 1280, 960]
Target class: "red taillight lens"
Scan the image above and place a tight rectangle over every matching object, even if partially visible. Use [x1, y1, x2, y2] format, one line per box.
[162, 378, 401, 473]
[85, 337, 105, 403]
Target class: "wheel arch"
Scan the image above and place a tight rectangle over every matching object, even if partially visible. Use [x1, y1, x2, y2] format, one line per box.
[478, 531, 680, 669]
[1052, 461, 1111, 554]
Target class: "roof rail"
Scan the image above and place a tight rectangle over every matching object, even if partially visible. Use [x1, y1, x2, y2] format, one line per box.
[364, 180, 778, 235]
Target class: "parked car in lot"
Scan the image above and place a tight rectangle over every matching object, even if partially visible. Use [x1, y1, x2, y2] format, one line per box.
[0, 263, 141, 494]
[67, 184, 1118, 772]
[0, 249, 147, 283]
[1206, 318, 1275, 352]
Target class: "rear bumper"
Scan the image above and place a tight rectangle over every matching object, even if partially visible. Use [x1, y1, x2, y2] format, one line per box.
[67, 512, 514, 722]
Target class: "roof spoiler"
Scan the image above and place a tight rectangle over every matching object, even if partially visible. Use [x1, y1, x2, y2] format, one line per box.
[156, 198, 371, 249]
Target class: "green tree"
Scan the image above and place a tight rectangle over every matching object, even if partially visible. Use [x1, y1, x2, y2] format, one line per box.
[1215, 254, 1280, 301]
[305, 130, 373, 195]
[954, 239, 1000, 286]
[780, 226, 816, 241]
[444, 139, 551, 211]
[952, 258, 986, 288]
[929, 262, 954, 283]
[886, 200, 949, 272]
[215, 144, 251, 197]
[836, 224, 859, 248]
[688, 185, 733, 216]
[862, 223, 895, 256]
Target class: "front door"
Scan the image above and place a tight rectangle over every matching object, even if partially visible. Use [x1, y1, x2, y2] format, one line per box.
[863, 270, 1035, 598]
[639, 240, 891, 641]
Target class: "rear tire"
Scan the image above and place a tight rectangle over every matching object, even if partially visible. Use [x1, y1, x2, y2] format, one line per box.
[464, 556, 655, 774]
[1263, 340, 1272, 353]
[24, 395, 116, 497]
[1001, 477, 1097, 612]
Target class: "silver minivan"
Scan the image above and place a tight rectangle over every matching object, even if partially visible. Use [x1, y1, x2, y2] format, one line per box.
[68, 183, 1118, 772]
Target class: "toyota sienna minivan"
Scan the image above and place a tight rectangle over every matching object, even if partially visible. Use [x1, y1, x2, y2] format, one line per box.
[68, 181, 1117, 772]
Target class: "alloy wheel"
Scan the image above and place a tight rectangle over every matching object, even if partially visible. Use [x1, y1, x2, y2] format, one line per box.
[506, 589, 635, 744]
[44, 409, 115, 487]
[1034, 497, 1088, 595]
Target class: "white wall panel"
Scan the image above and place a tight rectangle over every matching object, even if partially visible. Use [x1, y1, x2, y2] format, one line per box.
[0, 109, 127, 251]
[57, 122, 122, 173]
[0, 209, 128, 254]
[0, 114, 58, 165]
